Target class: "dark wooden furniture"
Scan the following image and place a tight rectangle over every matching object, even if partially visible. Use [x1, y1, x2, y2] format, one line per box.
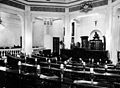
[88, 32, 103, 50]
[81, 36, 89, 49]
[6, 54, 25, 69]
[117, 51, 120, 62]
[80, 32, 104, 50]
[60, 49, 108, 64]
[43, 49, 51, 57]
[0, 54, 119, 88]
[53, 37, 59, 57]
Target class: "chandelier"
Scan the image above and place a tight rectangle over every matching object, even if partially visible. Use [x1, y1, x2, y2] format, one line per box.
[44, 18, 53, 26]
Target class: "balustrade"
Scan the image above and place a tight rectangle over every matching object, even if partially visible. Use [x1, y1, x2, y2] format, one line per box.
[0, 48, 21, 57]
[0, 47, 44, 57]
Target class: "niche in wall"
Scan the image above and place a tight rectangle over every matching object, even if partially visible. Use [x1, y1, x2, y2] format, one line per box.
[0, 11, 22, 48]
[32, 17, 64, 50]
[73, 13, 106, 45]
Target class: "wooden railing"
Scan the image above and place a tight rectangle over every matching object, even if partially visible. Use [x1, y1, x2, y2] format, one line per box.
[0, 48, 21, 56]
[0, 47, 45, 57]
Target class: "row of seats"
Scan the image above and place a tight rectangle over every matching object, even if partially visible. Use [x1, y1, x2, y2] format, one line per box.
[0, 53, 119, 88]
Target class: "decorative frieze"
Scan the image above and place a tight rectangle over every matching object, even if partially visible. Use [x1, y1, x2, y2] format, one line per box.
[93, 0, 108, 7]
[0, 0, 109, 12]
[0, 0, 25, 10]
[31, 6, 65, 12]
[69, 0, 108, 12]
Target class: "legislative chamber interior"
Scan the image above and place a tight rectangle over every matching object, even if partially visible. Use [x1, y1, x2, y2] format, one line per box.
[0, 0, 120, 88]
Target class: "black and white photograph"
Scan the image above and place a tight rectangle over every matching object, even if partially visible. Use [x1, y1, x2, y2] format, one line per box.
[0, 0, 119, 88]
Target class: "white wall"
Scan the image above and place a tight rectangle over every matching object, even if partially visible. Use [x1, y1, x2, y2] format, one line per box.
[74, 13, 106, 43]
[1, 1, 120, 64]
[68, 5, 120, 64]
[111, 7, 120, 64]
[32, 20, 44, 47]
[52, 20, 64, 40]
[69, 6, 108, 45]
[0, 12, 21, 47]
[32, 18, 64, 51]
[32, 12, 64, 51]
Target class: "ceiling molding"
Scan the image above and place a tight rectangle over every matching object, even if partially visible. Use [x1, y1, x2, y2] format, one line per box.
[0, 0, 25, 10]
[0, 0, 109, 12]
[69, 0, 108, 12]
[16, 0, 83, 4]
[31, 6, 65, 12]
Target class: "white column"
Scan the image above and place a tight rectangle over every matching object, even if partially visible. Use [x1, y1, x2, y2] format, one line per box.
[20, 14, 25, 53]
[64, 8, 71, 49]
[24, 6, 32, 55]
[108, 0, 117, 64]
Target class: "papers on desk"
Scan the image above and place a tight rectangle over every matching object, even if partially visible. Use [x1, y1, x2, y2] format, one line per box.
[0, 66, 7, 71]
[24, 73, 35, 75]
[22, 63, 34, 67]
[103, 72, 114, 76]
[0, 58, 3, 60]
[74, 80, 98, 85]
[66, 65, 72, 67]
[40, 74, 58, 79]
[65, 69, 72, 72]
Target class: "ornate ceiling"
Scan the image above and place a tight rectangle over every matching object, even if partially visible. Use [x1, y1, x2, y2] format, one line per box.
[0, 0, 109, 11]
[17, 0, 81, 3]
[11, 0, 104, 7]
[14, 0, 88, 6]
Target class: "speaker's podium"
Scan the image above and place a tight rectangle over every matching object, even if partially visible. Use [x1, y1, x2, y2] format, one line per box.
[89, 32, 103, 50]
[80, 32, 108, 63]
[60, 32, 109, 64]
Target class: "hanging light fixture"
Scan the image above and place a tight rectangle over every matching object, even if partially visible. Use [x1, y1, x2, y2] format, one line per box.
[0, 12, 5, 30]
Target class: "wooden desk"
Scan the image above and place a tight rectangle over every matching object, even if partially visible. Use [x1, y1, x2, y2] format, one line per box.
[60, 49, 108, 64]
[1, 54, 118, 88]
[0, 64, 114, 88]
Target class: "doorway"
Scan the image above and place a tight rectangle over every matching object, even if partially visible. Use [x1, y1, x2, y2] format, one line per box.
[53, 37, 59, 56]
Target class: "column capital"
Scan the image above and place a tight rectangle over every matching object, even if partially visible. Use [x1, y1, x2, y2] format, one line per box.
[25, 5, 31, 12]
[65, 8, 69, 13]
[108, 0, 112, 4]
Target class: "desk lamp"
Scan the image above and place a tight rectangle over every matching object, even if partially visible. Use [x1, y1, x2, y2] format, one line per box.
[48, 59, 51, 69]
[60, 64, 64, 81]
[18, 61, 22, 74]
[35, 58, 37, 65]
[104, 61, 108, 75]
[83, 61, 86, 72]
[4, 58, 7, 67]
[90, 67, 94, 84]
[37, 65, 41, 77]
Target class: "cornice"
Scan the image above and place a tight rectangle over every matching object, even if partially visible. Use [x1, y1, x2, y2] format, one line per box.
[69, 0, 108, 12]
[0, 0, 25, 10]
[17, 0, 82, 4]
[30, 6, 65, 12]
[0, 0, 109, 12]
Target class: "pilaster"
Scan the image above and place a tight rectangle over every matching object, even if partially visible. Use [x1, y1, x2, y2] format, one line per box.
[64, 8, 71, 49]
[24, 5, 32, 55]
